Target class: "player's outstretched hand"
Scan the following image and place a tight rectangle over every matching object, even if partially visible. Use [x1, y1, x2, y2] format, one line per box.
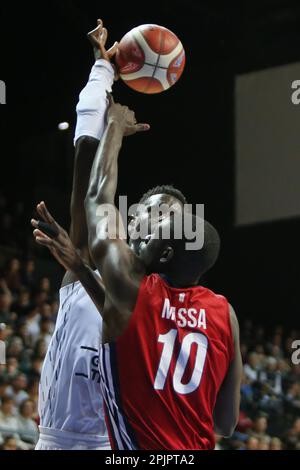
[106, 92, 150, 136]
[31, 201, 84, 273]
[87, 19, 119, 65]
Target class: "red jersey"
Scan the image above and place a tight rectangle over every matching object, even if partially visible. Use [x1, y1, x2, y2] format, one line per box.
[99, 274, 234, 450]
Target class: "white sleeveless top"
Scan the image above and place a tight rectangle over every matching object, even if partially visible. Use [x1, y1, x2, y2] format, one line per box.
[38, 276, 109, 446]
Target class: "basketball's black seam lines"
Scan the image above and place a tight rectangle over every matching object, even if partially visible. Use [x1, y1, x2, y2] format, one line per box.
[145, 29, 165, 93]
[144, 61, 168, 70]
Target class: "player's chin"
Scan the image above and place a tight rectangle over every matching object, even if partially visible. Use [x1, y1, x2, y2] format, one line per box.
[139, 250, 158, 274]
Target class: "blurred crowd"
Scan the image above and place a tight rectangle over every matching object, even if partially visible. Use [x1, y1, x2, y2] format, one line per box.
[0, 257, 58, 449]
[0, 192, 300, 450]
[216, 321, 300, 450]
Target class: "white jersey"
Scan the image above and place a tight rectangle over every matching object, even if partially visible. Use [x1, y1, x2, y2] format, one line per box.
[38, 276, 109, 447]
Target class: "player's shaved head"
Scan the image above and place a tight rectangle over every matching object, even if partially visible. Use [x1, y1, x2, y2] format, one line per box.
[139, 184, 187, 206]
[163, 214, 220, 284]
[173, 216, 220, 283]
[139, 211, 220, 286]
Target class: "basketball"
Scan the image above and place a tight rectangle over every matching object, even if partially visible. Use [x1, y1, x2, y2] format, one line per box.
[115, 24, 185, 94]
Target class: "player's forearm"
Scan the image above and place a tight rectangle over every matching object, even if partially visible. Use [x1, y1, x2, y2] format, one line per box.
[72, 260, 105, 314]
[213, 393, 240, 437]
[85, 121, 123, 246]
[70, 136, 98, 253]
[88, 120, 123, 202]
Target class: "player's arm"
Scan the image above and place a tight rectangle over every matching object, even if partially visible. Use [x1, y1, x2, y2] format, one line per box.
[31, 202, 105, 314]
[84, 97, 150, 315]
[69, 20, 118, 266]
[213, 304, 242, 437]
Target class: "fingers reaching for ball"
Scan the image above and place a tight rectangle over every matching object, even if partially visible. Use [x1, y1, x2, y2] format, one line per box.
[87, 18, 119, 64]
[106, 92, 150, 135]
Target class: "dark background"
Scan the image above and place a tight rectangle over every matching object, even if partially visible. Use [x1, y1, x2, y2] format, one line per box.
[1, 0, 300, 327]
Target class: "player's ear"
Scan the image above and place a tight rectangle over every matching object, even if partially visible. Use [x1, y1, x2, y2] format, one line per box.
[159, 246, 174, 264]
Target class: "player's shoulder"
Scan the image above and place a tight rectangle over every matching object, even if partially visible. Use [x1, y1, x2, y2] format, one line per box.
[61, 269, 101, 290]
[198, 284, 229, 303]
[142, 273, 164, 289]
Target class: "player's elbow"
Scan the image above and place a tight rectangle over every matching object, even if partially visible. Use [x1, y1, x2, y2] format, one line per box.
[75, 135, 99, 151]
[214, 409, 239, 438]
[216, 420, 238, 438]
[88, 231, 111, 267]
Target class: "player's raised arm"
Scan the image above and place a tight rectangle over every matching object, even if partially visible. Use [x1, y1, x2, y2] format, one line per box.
[70, 19, 118, 265]
[213, 304, 242, 437]
[84, 97, 150, 315]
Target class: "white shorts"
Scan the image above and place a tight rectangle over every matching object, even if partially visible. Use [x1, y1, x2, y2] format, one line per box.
[35, 426, 111, 450]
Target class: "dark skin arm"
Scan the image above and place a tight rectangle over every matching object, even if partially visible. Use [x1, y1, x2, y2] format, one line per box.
[84, 97, 150, 328]
[31, 202, 105, 313]
[213, 304, 242, 437]
[69, 136, 98, 262]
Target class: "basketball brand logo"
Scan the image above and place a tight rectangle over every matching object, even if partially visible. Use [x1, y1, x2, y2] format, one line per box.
[0, 80, 6, 104]
[174, 51, 184, 68]
[122, 62, 141, 73]
[0, 340, 6, 364]
[170, 73, 177, 84]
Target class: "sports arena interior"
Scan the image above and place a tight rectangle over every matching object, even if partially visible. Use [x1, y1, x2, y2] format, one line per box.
[1, 1, 300, 451]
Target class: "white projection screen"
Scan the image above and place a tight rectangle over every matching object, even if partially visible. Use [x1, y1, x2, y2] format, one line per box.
[235, 62, 300, 226]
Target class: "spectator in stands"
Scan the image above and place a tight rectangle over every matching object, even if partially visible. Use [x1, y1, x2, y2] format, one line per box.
[286, 382, 300, 412]
[285, 417, 300, 449]
[3, 357, 19, 381]
[33, 339, 47, 360]
[39, 303, 53, 320]
[27, 378, 39, 418]
[244, 352, 261, 383]
[14, 322, 31, 352]
[17, 399, 38, 446]
[249, 414, 269, 439]
[0, 396, 33, 450]
[0, 378, 9, 403]
[25, 304, 40, 345]
[5, 258, 22, 293]
[38, 318, 53, 348]
[6, 374, 29, 407]
[0, 285, 15, 325]
[21, 260, 36, 292]
[0, 396, 18, 434]
[29, 357, 43, 378]
[39, 277, 51, 295]
[50, 299, 59, 318]
[245, 436, 259, 450]
[33, 290, 49, 309]
[12, 288, 31, 318]
[270, 437, 283, 450]
[257, 435, 271, 450]
[1, 435, 17, 450]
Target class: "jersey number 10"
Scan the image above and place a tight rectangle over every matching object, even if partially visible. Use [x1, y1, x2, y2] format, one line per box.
[154, 329, 208, 395]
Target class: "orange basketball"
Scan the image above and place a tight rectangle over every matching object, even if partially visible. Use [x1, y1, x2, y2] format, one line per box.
[115, 24, 185, 94]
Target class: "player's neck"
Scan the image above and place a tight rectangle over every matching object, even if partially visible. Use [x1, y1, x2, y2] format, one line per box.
[159, 273, 198, 288]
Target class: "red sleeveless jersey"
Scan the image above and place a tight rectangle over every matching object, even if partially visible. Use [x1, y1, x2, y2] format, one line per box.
[99, 274, 234, 450]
